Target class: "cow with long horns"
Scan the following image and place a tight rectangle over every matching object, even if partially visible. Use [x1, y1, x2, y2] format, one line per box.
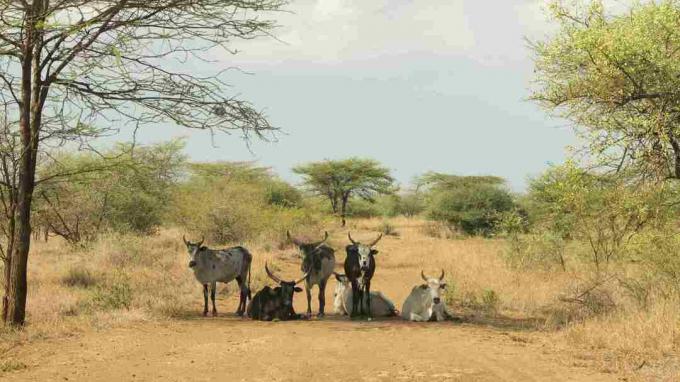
[247, 263, 308, 321]
[401, 270, 454, 322]
[344, 232, 383, 320]
[287, 231, 335, 318]
[183, 235, 252, 317]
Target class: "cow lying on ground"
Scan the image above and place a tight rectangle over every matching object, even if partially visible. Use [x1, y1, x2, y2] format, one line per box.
[401, 270, 455, 322]
[247, 263, 308, 321]
[333, 273, 398, 317]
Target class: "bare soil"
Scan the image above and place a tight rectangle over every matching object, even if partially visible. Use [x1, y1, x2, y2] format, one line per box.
[3, 312, 617, 381]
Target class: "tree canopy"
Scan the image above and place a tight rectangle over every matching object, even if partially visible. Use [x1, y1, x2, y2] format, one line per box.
[532, 0, 680, 181]
[293, 158, 394, 226]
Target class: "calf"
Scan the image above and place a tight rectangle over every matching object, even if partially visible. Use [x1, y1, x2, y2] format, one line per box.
[287, 231, 335, 318]
[333, 273, 398, 317]
[344, 232, 383, 320]
[247, 263, 308, 321]
[183, 236, 252, 317]
[401, 270, 454, 322]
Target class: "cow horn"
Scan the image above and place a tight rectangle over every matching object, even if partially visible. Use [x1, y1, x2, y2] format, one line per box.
[439, 269, 445, 281]
[287, 230, 304, 247]
[421, 270, 429, 282]
[182, 235, 188, 246]
[313, 231, 329, 249]
[295, 270, 311, 285]
[265, 262, 282, 284]
[369, 233, 383, 247]
[197, 236, 205, 248]
[348, 232, 358, 245]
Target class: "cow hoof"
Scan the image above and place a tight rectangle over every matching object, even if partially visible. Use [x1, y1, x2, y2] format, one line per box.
[212, 311, 218, 317]
[203, 312, 208, 317]
[235, 311, 244, 317]
[367, 317, 373, 322]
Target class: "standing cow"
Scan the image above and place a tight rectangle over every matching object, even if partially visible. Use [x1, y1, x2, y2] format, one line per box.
[345, 232, 383, 320]
[401, 270, 454, 322]
[247, 263, 308, 321]
[287, 231, 335, 318]
[183, 236, 252, 317]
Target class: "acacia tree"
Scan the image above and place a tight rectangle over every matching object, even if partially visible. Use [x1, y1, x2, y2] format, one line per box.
[0, 0, 283, 326]
[293, 158, 394, 226]
[531, 1, 680, 181]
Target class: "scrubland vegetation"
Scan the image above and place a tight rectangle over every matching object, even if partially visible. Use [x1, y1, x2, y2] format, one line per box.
[4, 0, 680, 380]
[2, 138, 680, 379]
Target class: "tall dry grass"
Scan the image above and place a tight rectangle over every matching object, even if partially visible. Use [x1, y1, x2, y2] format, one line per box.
[1, 217, 678, 380]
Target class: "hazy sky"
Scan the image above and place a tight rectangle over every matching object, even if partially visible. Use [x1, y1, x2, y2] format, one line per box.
[128, 0, 577, 191]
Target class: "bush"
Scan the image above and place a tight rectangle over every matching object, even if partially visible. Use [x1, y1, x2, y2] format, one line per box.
[419, 173, 515, 236]
[35, 140, 186, 243]
[90, 275, 133, 310]
[62, 266, 98, 288]
[169, 162, 323, 244]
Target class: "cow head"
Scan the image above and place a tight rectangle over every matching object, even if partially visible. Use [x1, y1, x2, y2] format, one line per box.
[265, 262, 308, 309]
[182, 235, 205, 268]
[420, 270, 447, 305]
[287, 231, 329, 258]
[348, 232, 383, 271]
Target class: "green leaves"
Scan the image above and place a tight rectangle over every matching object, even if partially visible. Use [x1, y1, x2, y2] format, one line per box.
[532, 1, 680, 179]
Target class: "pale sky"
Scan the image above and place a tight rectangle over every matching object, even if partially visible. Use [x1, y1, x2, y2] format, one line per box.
[127, 0, 578, 191]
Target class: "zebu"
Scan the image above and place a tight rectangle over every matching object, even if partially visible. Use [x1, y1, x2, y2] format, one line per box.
[287, 231, 335, 318]
[183, 236, 252, 317]
[344, 232, 383, 320]
[247, 263, 308, 321]
[401, 270, 454, 322]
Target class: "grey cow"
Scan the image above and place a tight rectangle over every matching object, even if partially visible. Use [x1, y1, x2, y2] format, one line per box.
[287, 231, 335, 318]
[183, 236, 252, 317]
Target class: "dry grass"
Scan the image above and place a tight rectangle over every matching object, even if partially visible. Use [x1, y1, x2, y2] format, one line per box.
[1, 217, 678, 380]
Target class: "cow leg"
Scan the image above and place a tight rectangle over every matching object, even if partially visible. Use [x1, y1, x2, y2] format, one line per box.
[350, 280, 360, 318]
[365, 280, 372, 321]
[202, 284, 209, 317]
[211, 282, 218, 316]
[305, 281, 313, 318]
[317, 279, 327, 318]
[235, 276, 245, 316]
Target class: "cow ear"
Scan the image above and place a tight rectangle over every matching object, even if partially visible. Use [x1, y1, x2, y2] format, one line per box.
[294, 287, 303, 293]
[370, 249, 379, 256]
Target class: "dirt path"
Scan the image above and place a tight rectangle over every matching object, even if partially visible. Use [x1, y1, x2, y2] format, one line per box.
[4, 315, 617, 382]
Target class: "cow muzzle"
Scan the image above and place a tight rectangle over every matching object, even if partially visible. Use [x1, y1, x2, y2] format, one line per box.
[188, 261, 197, 268]
[433, 297, 441, 305]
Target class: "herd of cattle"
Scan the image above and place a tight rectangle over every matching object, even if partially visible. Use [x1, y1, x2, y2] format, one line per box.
[182, 231, 455, 322]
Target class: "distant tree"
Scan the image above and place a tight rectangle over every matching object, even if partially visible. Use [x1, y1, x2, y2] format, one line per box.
[419, 173, 514, 236]
[531, 1, 680, 181]
[293, 158, 394, 226]
[0, 0, 284, 326]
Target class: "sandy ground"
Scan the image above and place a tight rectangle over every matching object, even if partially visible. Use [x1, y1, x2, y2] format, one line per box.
[3, 316, 618, 382]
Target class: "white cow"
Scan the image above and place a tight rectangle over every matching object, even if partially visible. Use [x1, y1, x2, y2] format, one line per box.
[333, 273, 398, 317]
[401, 270, 453, 322]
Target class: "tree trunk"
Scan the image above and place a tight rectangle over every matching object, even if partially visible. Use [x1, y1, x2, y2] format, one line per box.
[3, 2, 42, 326]
[340, 194, 349, 227]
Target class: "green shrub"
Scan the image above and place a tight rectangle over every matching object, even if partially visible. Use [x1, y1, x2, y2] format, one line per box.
[90, 275, 133, 310]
